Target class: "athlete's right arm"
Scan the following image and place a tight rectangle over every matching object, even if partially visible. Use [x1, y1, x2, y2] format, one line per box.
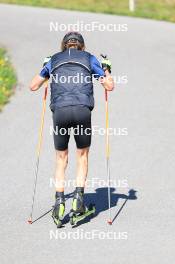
[100, 57, 114, 91]
[90, 55, 114, 91]
[100, 70, 114, 91]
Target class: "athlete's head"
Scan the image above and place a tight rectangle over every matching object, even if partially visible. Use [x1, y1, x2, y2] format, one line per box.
[61, 32, 85, 51]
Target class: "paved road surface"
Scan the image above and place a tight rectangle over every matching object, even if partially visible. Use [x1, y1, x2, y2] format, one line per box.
[0, 4, 175, 264]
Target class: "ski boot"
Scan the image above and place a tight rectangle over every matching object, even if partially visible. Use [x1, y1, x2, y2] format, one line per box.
[52, 196, 65, 228]
[69, 190, 95, 226]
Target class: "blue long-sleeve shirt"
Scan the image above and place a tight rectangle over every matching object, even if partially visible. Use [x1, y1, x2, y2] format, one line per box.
[40, 55, 104, 79]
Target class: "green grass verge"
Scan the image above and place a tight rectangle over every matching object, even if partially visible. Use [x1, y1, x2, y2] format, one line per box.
[0, 0, 175, 22]
[0, 48, 17, 111]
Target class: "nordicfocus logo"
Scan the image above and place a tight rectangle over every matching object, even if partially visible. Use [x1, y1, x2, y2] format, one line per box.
[49, 21, 128, 32]
[49, 73, 128, 85]
[50, 125, 128, 137]
[49, 178, 129, 189]
[49, 229, 128, 240]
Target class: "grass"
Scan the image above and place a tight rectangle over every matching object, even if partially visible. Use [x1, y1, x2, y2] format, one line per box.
[0, 0, 175, 22]
[0, 48, 17, 111]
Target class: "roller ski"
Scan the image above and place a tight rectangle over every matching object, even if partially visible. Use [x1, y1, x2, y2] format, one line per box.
[52, 195, 65, 228]
[69, 189, 95, 226]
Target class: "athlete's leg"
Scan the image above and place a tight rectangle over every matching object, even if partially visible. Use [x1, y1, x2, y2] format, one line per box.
[70, 106, 93, 219]
[72, 106, 92, 188]
[52, 150, 68, 226]
[76, 147, 89, 188]
[55, 149, 68, 192]
[52, 108, 72, 192]
[70, 147, 95, 222]
[69, 148, 89, 215]
[52, 107, 71, 226]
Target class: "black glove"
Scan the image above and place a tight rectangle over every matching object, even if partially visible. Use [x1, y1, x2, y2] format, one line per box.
[43, 56, 51, 67]
[101, 54, 112, 73]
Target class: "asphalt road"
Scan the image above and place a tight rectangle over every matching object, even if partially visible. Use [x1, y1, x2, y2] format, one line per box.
[0, 4, 175, 264]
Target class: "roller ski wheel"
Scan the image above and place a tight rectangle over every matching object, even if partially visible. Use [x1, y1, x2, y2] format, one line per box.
[52, 197, 65, 228]
[69, 203, 96, 226]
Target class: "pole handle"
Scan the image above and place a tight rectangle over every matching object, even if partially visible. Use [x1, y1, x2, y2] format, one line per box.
[44, 86, 47, 100]
[43, 80, 48, 100]
[105, 89, 108, 101]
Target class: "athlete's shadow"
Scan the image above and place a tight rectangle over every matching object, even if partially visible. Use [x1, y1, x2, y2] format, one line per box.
[30, 189, 137, 227]
[66, 188, 137, 227]
[86, 188, 137, 213]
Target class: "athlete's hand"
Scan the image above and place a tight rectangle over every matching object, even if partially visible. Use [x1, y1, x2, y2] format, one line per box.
[41, 56, 51, 89]
[100, 72, 114, 91]
[43, 56, 51, 67]
[101, 56, 112, 73]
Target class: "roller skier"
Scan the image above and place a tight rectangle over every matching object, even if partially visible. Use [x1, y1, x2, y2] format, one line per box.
[30, 32, 114, 227]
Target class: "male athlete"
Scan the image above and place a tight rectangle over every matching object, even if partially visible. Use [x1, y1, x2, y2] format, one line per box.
[30, 32, 114, 226]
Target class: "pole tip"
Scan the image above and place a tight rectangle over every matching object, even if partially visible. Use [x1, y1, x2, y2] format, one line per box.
[107, 220, 112, 225]
[27, 219, 32, 224]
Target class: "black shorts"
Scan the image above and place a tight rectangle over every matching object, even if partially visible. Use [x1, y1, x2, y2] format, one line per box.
[52, 105, 92, 151]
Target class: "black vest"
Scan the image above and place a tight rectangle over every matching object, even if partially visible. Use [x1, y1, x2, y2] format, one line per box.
[50, 49, 94, 111]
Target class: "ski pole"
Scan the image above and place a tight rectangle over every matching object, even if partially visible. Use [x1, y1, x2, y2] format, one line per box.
[29, 208, 53, 225]
[105, 89, 112, 225]
[28, 82, 48, 224]
[101, 54, 112, 225]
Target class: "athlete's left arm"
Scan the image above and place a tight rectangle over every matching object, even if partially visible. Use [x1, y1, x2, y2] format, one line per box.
[30, 75, 47, 91]
[30, 59, 51, 91]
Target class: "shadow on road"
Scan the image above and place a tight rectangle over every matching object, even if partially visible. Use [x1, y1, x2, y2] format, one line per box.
[67, 187, 138, 227]
[30, 188, 137, 227]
